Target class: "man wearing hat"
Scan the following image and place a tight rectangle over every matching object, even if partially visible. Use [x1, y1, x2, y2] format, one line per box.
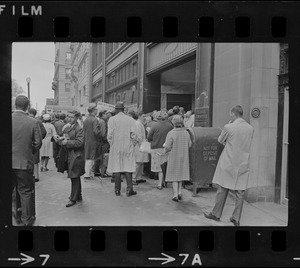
[83, 103, 103, 179]
[107, 101, 138, 196]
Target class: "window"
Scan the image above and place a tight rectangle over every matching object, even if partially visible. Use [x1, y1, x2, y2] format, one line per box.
[65, 83, 71, 92]
[133, 62, 137, 76]
[83, 86, 87, 96]
[65, 52, 71, 64]
[65, 68, 71, 79]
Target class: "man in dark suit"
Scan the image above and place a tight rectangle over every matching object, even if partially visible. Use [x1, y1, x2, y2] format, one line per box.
[28, 108, 46, 182]
[12, 95, 42, 226]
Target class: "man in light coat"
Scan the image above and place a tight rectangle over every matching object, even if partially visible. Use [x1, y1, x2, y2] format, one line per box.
[107, 102, 138, 196]
[204, 105, 254, 226]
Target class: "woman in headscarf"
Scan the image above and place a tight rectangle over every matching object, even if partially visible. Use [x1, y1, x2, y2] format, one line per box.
[40, 113, 57, 171]
[147, 110, 173, 190]
[164, 115, 192, 201]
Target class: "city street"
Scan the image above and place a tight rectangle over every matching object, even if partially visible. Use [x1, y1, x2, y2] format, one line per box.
[30, 159, 288, 227]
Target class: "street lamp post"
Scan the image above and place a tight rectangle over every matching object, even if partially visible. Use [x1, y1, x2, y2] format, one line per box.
[26, 77, 31, 108]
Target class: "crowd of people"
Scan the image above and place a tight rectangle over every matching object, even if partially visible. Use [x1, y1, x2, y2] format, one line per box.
[12, 94, 253, 227]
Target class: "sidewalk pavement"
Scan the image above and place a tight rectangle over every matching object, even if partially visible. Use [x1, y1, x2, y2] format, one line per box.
[31, 159, 287, 227]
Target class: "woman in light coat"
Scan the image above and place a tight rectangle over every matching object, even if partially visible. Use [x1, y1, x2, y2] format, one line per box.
[164, 115, 192, 201]
[40, 114, 57, 171]
[133, 111, 149, 183]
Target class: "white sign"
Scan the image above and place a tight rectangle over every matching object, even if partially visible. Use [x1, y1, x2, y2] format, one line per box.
[96, 101, 115, 112]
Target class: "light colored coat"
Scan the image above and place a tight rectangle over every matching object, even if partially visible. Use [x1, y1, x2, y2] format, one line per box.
[107, 112, 138, 173]
[40, 122, 57, 158]
[164, 128, 192, 182]
[212, 118, 254, 190]
[134, 119, 149, 163]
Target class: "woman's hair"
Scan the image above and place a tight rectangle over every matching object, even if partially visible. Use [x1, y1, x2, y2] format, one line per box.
[172, 115, 184, 127]
[156, 110, 169, 120]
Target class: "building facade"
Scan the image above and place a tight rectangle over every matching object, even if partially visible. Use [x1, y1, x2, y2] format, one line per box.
[51, 42, 73, 109]
[69, 42, 92, 115]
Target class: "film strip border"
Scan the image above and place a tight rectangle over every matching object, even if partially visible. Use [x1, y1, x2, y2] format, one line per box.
[1, 1, 300, 267]
[0, 2, 298, 41]
[3, 228, 291, 266]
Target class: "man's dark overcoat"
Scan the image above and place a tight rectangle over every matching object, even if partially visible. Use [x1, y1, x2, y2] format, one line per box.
[83, 114, 102, 160]
[59, 122, 85, 178]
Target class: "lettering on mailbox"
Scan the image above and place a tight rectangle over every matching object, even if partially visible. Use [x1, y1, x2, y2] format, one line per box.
[202, 145, 218, 161]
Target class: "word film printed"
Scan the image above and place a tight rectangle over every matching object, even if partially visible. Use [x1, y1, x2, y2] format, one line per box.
[0, 1, 299, 267]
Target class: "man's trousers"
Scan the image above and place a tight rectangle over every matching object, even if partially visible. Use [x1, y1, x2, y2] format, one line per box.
[212, 185, 245, 222]
[12, 169, 35, 226]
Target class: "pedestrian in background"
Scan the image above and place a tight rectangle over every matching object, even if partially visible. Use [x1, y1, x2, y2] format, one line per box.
[12, 95, 42, 226]
[164, 115, 192, 201]
[83, 103, 102, 180]
[40, 113, 57, 172]
[147, 110, 173, 190]
[53, 113, 66, 168]
[133, 111, 149, 184]
[183, 110, 195, 128]
[28, 108, 46, 182]
[94, 110, 108, 177]
[107, 102, 138, 196]
[55, 111, 85, 207]
[204, 105, 254, 226]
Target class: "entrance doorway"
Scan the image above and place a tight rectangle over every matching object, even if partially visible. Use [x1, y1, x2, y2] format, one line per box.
[167, 94, 192, 111]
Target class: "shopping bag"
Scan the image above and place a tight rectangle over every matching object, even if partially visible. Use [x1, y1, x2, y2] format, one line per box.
[139, 140, 152, 153]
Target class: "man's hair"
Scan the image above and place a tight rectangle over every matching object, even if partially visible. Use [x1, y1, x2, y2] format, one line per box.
[60, 113, 66, 120]
[28, 108, 37, 116]
[230, 105, 243, 117]
[70, 110, 81, 118]
[55, 113, 60, 119]
[15, 95, 29, 111]
[128, 110, 138, 120]
[173, 107, 180, 115]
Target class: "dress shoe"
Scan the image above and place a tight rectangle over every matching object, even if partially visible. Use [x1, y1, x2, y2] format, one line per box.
[136, 179, 146, 183]
[126, 190, 137, 197]
[94, 173, 101, 177]
[156, 186, 163, 190]
[230, 217, 240, 226]
[132, 180, 138, 185]
[172, 196, 179, 202]
[178, 194, 183, 200]
[77, 195, 83, 202]
[40, 167, 44, 172]
[66, 201, 76, 207]
[102, 173, 109, 178]
[34, 178, 39, 182]
[204, 212, 220, 221]
[115, 190, 121, 196]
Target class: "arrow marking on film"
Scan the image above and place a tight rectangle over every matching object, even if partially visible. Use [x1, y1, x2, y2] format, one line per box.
[8, 253, 35, 265]
[148, 253, 176, 265]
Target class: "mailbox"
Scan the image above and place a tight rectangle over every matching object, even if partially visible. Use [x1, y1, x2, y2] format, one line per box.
[187, 127, 224, 194]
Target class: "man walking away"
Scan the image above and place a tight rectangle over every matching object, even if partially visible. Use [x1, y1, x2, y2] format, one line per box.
[107, 102, 138, 196]
[12, 95, 42, 226]
[83, 103, 102, 180]
[204, 105, 254, 226]
[28, 108, 46, 182]
[94, 110, 107, 177]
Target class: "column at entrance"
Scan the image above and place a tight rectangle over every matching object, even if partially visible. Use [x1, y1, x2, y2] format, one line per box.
[194, 43, 215, 127]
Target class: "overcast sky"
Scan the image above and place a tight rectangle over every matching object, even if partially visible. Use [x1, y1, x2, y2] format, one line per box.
[12, 42, 55, 113]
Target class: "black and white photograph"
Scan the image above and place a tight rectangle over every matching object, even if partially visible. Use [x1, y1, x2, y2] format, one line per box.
[11, 42, 289, 227]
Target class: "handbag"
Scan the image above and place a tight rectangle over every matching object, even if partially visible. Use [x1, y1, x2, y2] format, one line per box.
[139, 140, 152, 154]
